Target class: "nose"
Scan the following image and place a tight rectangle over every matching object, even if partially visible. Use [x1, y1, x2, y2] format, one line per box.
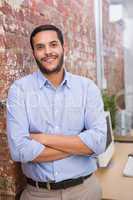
[45, 45, 51, 55]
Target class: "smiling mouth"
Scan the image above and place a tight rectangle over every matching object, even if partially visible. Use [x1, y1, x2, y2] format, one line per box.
[41, 56, 58, 63]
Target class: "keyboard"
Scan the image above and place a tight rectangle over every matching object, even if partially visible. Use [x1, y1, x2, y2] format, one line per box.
[123, 155, 133, 177]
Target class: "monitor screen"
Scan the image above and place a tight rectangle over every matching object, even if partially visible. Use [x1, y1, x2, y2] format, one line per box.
[97, 111, 115, 167]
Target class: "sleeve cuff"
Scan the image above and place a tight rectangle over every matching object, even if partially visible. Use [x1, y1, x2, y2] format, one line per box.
[20, 139, 45, 163]
[79, 129, 106, 155]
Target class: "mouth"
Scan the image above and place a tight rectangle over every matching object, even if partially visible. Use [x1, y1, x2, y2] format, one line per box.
[41, 56, 58, 63]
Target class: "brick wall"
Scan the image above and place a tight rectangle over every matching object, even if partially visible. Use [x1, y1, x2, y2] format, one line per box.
[0, 0, 124, 198]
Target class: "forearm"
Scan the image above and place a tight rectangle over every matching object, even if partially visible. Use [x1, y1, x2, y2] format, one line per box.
[31, 134, 93, 155]
[32, 146, 70, 163]
[45, 135, 93, 155]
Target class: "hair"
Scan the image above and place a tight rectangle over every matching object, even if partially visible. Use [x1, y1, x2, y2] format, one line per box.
[30, 24, 64, 50]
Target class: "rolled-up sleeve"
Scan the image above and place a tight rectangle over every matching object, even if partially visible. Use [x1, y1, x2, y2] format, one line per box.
[6, 82, 45, 163]
[79, 82, 107, 155]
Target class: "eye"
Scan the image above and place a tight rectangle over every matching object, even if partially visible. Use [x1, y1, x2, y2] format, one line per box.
[50, 42, 58, 48]
[35, 44, 44, 50]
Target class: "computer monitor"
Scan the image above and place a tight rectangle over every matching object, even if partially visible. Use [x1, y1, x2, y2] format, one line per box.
[97, 111, 115, 167]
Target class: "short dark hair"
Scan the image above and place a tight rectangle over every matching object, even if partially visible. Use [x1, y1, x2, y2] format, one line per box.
[30, 24, 64, 50]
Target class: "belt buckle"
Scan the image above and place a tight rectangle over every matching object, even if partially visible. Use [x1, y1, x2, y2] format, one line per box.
[46, 182, 51, 190]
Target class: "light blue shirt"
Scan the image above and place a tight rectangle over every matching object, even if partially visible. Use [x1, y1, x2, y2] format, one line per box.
[7, 69, 107, 182]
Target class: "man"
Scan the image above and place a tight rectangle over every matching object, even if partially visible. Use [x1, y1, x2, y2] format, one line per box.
[7, 24, 107, 200]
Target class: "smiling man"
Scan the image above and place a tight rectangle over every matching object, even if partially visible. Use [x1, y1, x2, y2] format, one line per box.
[7, 24, 107, 200]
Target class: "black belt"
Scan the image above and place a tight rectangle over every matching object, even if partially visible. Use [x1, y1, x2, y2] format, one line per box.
[26, 173, 93, 190]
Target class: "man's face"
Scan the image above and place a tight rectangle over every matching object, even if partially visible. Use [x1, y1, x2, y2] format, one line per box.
[32, 30, 64, 75]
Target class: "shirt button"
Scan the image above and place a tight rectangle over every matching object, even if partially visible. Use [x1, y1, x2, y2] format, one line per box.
[54, 126, 59, 132]
[55, 110, 58, 115]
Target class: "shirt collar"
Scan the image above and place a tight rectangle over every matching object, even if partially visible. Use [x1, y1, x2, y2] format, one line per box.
[37, 69, 71, 89]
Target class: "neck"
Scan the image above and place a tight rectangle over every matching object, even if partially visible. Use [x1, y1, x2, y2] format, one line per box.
[44, 68, 64, 87]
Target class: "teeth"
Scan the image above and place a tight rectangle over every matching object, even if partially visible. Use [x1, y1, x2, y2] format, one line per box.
[43, 57, 57, 62]
[43, 59, 56, 63]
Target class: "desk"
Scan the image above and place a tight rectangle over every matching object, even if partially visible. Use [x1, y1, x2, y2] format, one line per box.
[96, 142, 133, 200]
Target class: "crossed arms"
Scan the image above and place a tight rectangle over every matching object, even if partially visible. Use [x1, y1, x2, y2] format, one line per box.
[31, 133, 93, 162]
